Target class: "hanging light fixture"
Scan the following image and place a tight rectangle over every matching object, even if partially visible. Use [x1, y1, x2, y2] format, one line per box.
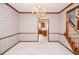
[32, 5, 46, 19]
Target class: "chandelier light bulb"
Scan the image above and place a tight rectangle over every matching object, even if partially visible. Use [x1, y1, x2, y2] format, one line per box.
[32, 5, 46, 19]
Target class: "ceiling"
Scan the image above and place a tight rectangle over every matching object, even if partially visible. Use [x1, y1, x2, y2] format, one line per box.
[9, 3, 70, 12]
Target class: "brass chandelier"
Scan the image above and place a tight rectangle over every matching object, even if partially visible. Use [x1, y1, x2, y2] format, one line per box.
[32, 5, 46, 19]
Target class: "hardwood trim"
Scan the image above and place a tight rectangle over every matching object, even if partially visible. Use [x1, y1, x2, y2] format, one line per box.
[19, 32, 64, 34]
[37, 20, 39, 42]
[20, 41, 38, 42]
[0, 32, 64, 40]
[19, 12, 59, 14]
[49, 33, 64, 35]
[37, 18, 39, 42]
[58, 41, 75, 55]
[69, 21, 79, 34]
[59, 3, 73, 13]
[19, 12, 32, 14]
[1, 41, 20, 55]
[5, 3, 20, 13]
[46, 12, 59, 14]
[48, 41, 59, 42]
[66, 12, 68, 34]
[47, 19, 49, 41]
[67, 5, 79, 13]
[19, 32, 38, 34]
[5, 3, 73, 14]
[69, 20, 75, 27]
[0, 33, 19, 40]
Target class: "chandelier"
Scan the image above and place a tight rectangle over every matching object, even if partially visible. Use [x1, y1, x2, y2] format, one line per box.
[32, 5, 46, 19]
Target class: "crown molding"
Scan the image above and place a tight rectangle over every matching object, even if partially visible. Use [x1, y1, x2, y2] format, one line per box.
[19, 12, 59, 14]
[58, 3, 73, 13]
[5, 3, 73, 14]
[67, 5, 79, 13]
[5, 3, 20, 13]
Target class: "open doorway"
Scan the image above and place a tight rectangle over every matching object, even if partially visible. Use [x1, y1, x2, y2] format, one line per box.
[38, 19, 49, 42]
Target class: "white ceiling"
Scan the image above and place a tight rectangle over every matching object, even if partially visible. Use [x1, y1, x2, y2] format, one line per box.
[9, 3, 70, 12]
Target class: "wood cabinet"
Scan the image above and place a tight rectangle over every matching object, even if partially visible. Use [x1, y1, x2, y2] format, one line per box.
[38, 30, 47, 36]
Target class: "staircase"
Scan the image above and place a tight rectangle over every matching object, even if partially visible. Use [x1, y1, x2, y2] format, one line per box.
[66, 21, 79, 54]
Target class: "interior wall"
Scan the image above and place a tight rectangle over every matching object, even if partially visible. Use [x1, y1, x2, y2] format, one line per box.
[0, 3, 78, 54]
[59, 3, 79, 51]
[45, 14, 61, 41]
[19, 14, 38, 41]
[19, 14, 60, 41]
[19, 14, 60, 33]
[0, 4, 19, 54]
[19, 14, 38, 33]
[0, 3, 61, 53]
[45, 14, 60, 33]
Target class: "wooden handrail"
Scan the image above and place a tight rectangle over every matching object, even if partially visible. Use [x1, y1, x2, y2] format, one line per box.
[68, 21, 79, 54]
[69, 20, 75, 27]
[69, 21, 79, 35]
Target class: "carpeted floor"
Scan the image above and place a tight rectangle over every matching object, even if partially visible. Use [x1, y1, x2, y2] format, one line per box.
[4, 42, 73, 55]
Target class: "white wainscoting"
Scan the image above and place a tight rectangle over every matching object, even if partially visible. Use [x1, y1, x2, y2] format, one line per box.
[49, 34, 61, 41]
[0, 35, 19, 54]
[0, 3, 19, 54]
[19, 34, 38, 42]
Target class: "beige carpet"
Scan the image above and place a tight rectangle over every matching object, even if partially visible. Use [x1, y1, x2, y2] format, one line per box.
[4, 42, 73, 55]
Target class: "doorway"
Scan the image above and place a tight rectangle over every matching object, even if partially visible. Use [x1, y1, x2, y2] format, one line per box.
[38, 19, 49, 42]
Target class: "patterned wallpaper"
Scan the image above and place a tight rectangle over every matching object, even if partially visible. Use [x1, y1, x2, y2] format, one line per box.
[0, 3, 19, 54]
[0, 3, 19, 38]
